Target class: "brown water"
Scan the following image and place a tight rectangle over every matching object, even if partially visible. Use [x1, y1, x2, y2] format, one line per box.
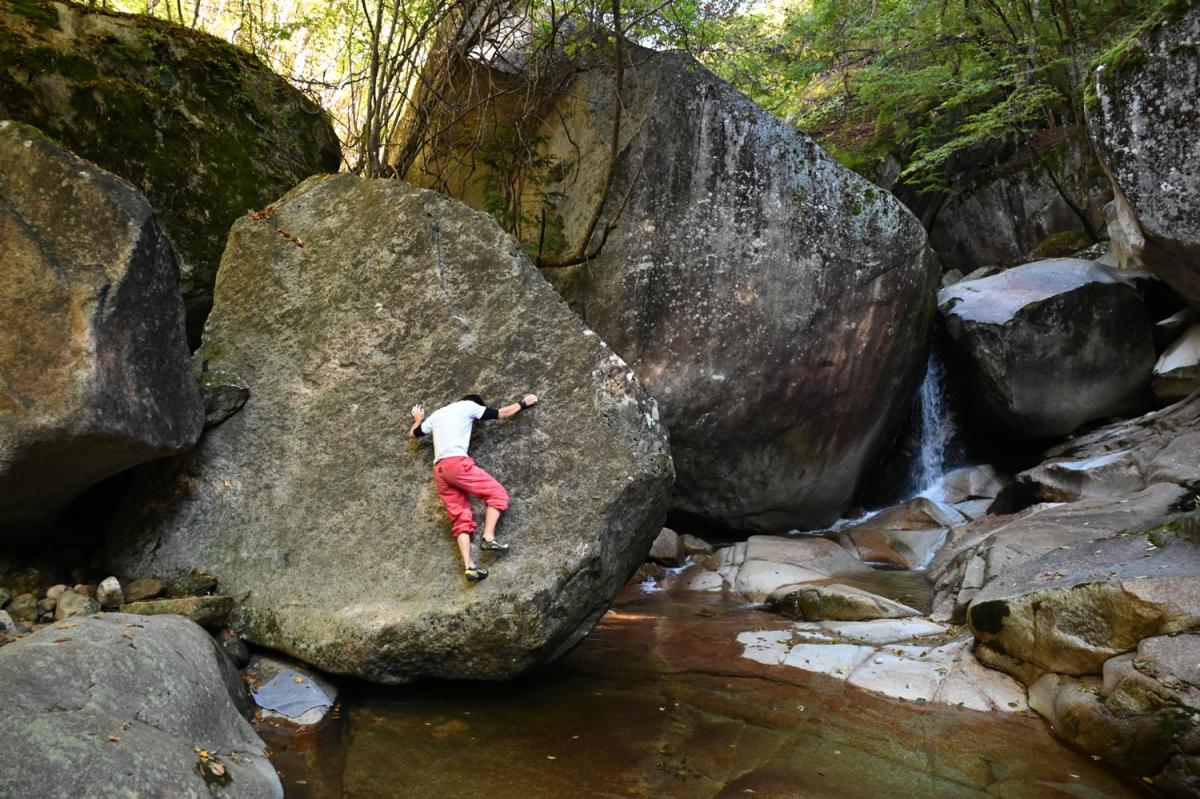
[261, 582, 1151, 799]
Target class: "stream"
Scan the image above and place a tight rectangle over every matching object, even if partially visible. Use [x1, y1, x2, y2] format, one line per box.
[261, 574, 1152, 798]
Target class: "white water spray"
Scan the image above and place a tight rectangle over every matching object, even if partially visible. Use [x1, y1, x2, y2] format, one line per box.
[914, 348, 956, 500]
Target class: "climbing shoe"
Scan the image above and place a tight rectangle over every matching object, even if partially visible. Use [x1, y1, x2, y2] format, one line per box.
[464, 565, 489, 582]
[480, 538, 509, 552]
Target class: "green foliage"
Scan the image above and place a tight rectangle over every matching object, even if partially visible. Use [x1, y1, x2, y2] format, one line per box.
[705, 0, 1165, 189]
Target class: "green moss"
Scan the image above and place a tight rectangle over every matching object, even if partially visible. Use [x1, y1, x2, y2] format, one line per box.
[1032, 228, 1092, 259]
[6, 0, 59, 31]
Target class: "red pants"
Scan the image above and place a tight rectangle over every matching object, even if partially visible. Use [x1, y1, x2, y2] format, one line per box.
[433, 456, 509, 537]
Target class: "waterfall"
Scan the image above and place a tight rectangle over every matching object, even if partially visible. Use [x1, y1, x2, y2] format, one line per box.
[913, 347, 955, 499]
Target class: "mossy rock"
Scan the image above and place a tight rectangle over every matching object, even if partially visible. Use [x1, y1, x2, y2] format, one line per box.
[0, 1, 341, 340]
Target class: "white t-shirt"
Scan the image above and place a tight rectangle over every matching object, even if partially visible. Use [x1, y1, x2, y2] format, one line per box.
[420, 400, 487, 462]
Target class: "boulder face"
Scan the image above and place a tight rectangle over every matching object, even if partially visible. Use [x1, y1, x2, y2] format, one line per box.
[927, 133, 1108, 273]
[939, 258, 1154, 438]
[0, 0, 342, 337]
[409, 43, 936, 531]
[0, 121, 203, 536]
[0, 613, 281, 798]
[107, 175, 673, 684]
[1088, 5, 1200, 306]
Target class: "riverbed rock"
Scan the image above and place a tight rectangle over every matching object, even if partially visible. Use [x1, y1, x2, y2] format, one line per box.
[0, 0, 341, 337]
[125, 577, 167, 603]
[107, 175, 673, 684]
[96, 576, 123, 608]
[648, 527, 686, 566]
[991, 391, 1200, 512]
[679, 534, 713, 556]
[1027, 634, 1200, 798]
[246, 653, 338, 727]
[929, 481, 1187, 623]
[0, 121, 203, 536]
[967, 527, 1200, 676]
[0, 613, 280, 798]
[54, 590, 99, 620]
[939, 258, 1154, 439]
[7, 593, 36, 623]
[408, 39, 935, 531]
[710, 536, 869, 601]
[1088, 4, 1200, 307]
[769, 583, 920, 621]
[1153, 323, 1200, 403]
[834, 498, 962, 570]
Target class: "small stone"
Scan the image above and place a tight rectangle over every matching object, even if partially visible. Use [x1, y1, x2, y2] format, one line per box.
[74, 584, 96, 598]
[96, 577, 124, 609]
[167, 571, 218, 598]
[124, 578, 167, 603]
[55, 591, 100, 620]
[0, 587, 9, 608]
[40, 596, 57, 612]
[220, 635, 250, 668]
[0, 609, 13, 640]
[648, 528, 686, 566]
[680, 534, 713, 556]
[7, 593, 38, 623]
[46, 584, 67, 601]
[3, 568, 41, 597]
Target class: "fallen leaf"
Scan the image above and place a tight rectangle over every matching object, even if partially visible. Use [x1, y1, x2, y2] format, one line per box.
[52, 637, 71, 644]
[293, 676, 304, 684]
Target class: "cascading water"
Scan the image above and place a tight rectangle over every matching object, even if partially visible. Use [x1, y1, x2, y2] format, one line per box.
[912, 346, 957, 500]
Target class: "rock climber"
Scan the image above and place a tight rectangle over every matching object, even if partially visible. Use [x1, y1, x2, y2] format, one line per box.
[409, 393, 538, 582]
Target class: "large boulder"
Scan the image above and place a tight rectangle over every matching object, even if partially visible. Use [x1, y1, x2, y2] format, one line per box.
[704, 535, 869, 600]
[0, 613, 281, 798]
[107, 175, 673, 684]
[0, 0, 341, 337]
[1088, 4, 1200, 306]
[0, 121, 203, 536]
[1027, 634, 1200, 798]
[407, 40, 936, 530]
[968, 527, 1200, 675]
[939, 258, 1154, 438]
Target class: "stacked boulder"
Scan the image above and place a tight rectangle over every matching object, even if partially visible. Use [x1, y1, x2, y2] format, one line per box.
[108, 175, 674, 684]
[0, 121, 203, 535]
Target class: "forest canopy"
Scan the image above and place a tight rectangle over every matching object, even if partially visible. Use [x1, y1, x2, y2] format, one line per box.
[94, 0, 1175, 191]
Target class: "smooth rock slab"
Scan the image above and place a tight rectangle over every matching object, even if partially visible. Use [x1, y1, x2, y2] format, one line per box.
[0, 613, 280, 798]
[769, 583, 920, 621]
[108, 176, 673, 684]
[968, 530, 1200, 675]
[120, 595, 235, 628]
[0, 121, 203, 534]
[712, 536, 869, 600]
[939, 258, 1154, 438]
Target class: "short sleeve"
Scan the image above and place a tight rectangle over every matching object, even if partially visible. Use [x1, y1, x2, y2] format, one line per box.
[419, 418, 432, 435]
[468, 402, 487, 420]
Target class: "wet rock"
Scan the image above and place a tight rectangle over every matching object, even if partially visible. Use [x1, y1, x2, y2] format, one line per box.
[411, 40, 935, 531]
[246, 653, 338, 727]
[679, 534, 713, 556]
[124, 578, 167, 603]
[96, 576, 124, 609]
[1088, 4, 1200, 307]
[0, 613, 280, 798]
[0, 0, 341, 337]
[0, 609, 12, 642]
[119, 596, 235, 628]
[712, 536, 869, 601]
[220, 632, 251, 669]
[648, 528, 686, 566]
[769, 583, 920, 621]
[1153, 323, 1200, 403]
[968, 529, 1200, 675]
[54, 590, 99, 620]
[108, 176, 673, 684]
[991, 392, 1200, 512]
[7, 593, 36, 623]
[939, 258, 1154, 438]
[835, 498, 961, 569]
[2, 567, 41, 597]
[1154, 308, 1197, 350]
[938, 464, 1004, 506]
[0, 121, 202, 536]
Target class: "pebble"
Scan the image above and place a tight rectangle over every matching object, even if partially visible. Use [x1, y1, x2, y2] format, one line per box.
[46, 584, 68, 601]
[97, 577, 124, 608]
